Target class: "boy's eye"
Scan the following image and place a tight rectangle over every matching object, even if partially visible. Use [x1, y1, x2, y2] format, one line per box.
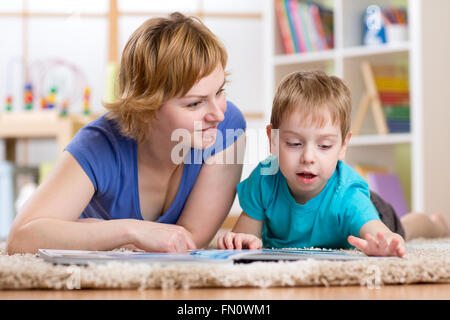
[319, 145, 332, 149]
[287, 142, 302, 147]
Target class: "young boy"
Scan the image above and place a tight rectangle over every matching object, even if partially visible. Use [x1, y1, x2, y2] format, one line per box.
[218, 70, 406, 257]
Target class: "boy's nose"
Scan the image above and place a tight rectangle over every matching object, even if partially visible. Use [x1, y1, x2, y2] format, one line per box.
[300, 146, 315, 164]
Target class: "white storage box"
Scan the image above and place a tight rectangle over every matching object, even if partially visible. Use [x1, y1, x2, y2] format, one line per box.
[0, 162, 39, 240]
[0, 161, 14, 240]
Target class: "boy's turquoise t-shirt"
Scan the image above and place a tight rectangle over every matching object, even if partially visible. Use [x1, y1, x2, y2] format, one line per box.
[237, 156, 380, 249]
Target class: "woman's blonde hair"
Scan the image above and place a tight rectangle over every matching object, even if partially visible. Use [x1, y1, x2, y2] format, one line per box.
[104, 12, 228, 142]
[270, 70, 352, 141]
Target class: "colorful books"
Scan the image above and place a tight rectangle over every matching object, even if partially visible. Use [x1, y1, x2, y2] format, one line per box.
[274, 0, 333, 54]
[285, 0, 301, 52]
[288, 0, 307, 52]
[378, 92, 409, 105]
[310, 4, 329, 50]
[275, 0, 295, 54]
[297, 2, 313, 51]
[319, 5, 334, 48]
[373, 64, 410, 133]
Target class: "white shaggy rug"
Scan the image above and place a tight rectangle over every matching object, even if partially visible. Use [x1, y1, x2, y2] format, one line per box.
[0, 238, 449, 290]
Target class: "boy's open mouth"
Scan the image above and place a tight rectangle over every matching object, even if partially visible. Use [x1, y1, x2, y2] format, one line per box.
[296, 172, 317, 184]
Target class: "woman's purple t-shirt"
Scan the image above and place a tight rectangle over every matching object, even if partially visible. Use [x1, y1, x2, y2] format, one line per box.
[65, 101, 246, 224]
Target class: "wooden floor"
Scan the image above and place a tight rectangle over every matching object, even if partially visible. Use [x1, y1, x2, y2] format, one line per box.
[1, 283, 449, 300]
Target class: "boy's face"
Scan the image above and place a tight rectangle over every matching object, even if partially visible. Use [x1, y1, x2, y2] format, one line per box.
[152, 64, 227, 150]
[267, 109, 351, 204]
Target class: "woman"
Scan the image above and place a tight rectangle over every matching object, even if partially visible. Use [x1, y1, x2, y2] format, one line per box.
[7, 13, 246, 254]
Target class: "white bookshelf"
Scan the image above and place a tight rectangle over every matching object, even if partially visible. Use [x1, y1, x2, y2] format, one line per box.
[350, 133, 412, 147]
[263, 0, 421, 210]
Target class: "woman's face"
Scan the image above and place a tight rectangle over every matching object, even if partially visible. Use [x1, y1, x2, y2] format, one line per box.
[153, 64, 227, 150]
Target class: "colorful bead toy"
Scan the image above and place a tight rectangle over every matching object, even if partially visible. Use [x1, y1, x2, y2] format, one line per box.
[5, 95, 12, 111]
[24, 83, 33, 110]
[83, 87, 91, 115]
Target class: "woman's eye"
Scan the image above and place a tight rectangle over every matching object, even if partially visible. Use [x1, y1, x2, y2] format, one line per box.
[187, 101, 202, 108]
[216, 88, 225, 96]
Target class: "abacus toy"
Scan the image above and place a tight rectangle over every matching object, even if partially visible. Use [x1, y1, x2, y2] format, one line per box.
[60, 100, 68, 116]
[5, 95, 12, 112]
[83, 86, 91, 115]
[4, 57, 91, 116]
[46, 86, 57, 109]
[40, 97, 46, 110]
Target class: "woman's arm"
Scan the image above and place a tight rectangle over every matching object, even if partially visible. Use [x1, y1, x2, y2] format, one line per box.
[6, 151, 196, 254]
[176, 134, 247, 248]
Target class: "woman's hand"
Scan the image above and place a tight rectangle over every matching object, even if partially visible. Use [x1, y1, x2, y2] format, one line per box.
[129, 221, 197, 253]
[217, 231, 262, 250]
[348, 232, 405, 257]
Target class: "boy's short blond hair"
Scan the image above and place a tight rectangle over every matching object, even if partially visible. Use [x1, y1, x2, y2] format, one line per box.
[104, 12, 227, 142]
[270, 70, 352, 141]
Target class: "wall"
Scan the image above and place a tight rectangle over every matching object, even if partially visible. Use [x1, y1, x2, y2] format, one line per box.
[0, 0, 266, 163]
[421, 0, 450, 223]
[0, 0, 269, 215]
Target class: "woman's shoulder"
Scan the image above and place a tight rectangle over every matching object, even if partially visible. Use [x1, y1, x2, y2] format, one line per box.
[65, 113, 136, 192]
[72, 113, 133, 146]
[82, 113, 121, 134]
[66, 113, 135, 166]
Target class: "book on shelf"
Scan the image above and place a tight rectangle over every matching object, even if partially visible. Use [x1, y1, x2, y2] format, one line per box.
[288, 0, 307, 52]
[378, 92, 409, 105]
[285, 0, 302, 52]
[275, 0, 295, 54]
[319, 4, 333, 48]
[310, 3, 329, 50]
[304, 2, 323, 51]
[373, 64, 410, 133]
[297, 2, 314, 51]
[274, 0, 333, 54]
[382, 7, 408, 25]
[383, 106, 410, 132]
[375, 77, 409, 92]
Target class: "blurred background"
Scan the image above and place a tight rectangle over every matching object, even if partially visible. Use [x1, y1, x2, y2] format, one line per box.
[1, 0, 449, 238]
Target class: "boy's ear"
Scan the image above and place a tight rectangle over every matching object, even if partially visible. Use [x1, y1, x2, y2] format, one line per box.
[338, 131, 352, 160]
[266, 124, 279, 156]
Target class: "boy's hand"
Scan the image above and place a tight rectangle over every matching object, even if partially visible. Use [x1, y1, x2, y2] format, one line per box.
[217, 231, 262, 250]
[347, 232, 405, 257]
